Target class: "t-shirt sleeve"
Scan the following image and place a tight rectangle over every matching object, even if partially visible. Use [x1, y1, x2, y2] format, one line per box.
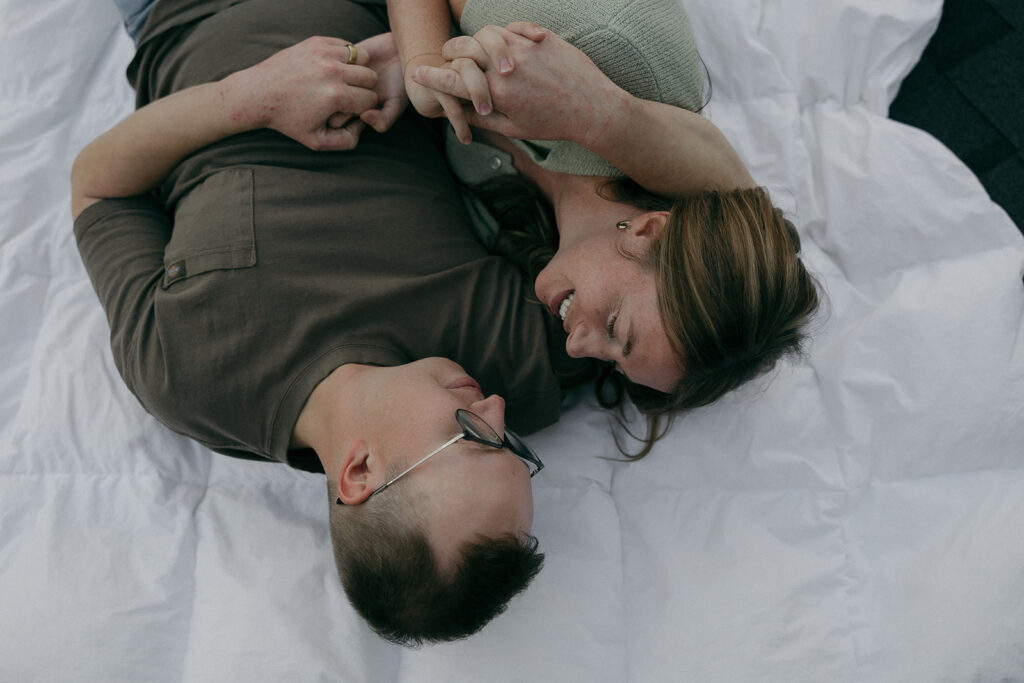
[74, 195, 170, 384]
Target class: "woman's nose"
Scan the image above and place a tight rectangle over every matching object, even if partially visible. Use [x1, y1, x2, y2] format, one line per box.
[469, 394, 506, 434]
[565, 324, 599, 359]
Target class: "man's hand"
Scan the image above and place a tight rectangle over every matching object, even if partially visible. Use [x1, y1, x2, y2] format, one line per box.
[411, 23, 626, 148]
[236, 36, 380, 151]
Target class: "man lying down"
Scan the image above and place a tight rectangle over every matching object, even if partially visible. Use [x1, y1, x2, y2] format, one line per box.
[74, 0, 589, 645]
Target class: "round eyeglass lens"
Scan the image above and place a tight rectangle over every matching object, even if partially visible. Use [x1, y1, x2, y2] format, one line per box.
[456, 409, 503, 447]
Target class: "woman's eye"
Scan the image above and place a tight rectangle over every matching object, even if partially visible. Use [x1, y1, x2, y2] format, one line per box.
[606, 313, 618, 340]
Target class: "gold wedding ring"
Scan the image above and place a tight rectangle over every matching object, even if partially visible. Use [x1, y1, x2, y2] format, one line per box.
[345, 43, 358, 65]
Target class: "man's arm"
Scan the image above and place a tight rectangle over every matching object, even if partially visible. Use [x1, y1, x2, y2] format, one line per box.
[71, 36, 380, 220]
[412, 25, 756, 194]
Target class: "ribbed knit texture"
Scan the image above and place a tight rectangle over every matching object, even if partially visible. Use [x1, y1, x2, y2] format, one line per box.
[461, 0, 704, 176]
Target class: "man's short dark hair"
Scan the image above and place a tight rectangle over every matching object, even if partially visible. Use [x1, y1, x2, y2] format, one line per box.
[327, 478, 544, 646]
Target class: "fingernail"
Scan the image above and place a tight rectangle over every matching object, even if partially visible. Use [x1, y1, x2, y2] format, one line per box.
[499, 58, 512, 74]
[478, 101, 492, 115]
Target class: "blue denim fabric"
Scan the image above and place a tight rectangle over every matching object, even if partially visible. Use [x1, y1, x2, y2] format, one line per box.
[112, 0, 160, 42]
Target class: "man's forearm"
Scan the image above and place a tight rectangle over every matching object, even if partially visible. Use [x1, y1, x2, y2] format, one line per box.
[71, 72, 257, 220]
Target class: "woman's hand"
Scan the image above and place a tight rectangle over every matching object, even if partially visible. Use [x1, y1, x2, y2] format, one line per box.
[352, 32, 409, 134]
[405, 22, 547, 143]
[236, 36, 380, 151]
[411, 23, 624, 147]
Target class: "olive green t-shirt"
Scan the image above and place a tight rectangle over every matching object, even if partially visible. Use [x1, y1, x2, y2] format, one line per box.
[74, 0, 578, 471]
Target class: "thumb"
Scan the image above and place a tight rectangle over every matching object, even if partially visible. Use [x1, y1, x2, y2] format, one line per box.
[361, 97, 408, 133]
[318, 119, 366, 151]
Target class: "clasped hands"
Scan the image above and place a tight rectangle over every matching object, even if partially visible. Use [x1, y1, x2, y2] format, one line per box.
[406, 23, 625, 150]
[237, 23, 625, 153]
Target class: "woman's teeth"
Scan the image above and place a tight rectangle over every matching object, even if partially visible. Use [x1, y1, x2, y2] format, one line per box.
[559, 291, 575, 322]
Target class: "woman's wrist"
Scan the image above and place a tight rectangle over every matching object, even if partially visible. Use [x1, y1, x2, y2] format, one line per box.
[576, 84, 637, 154]
[404, 51, 444, 67]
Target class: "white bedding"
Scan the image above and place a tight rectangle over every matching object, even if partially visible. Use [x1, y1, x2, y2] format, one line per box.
[2, 0, 1023, 681]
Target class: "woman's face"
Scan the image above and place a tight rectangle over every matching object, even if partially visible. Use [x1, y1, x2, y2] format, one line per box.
[533, 225, 683, 393]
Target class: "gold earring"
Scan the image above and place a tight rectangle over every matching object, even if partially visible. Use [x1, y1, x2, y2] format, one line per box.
[616, 220, 631, 230]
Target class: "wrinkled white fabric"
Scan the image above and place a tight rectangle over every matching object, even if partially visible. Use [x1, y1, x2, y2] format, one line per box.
[1, 0, 1022, 681]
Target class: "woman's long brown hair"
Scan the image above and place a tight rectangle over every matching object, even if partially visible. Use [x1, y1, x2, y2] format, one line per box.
[476, 175, 820, 457]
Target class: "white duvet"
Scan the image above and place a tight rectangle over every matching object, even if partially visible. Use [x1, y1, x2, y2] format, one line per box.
[2, 0, 1023, 681]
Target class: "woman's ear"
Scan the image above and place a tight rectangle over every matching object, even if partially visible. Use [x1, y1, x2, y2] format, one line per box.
[618, 210, 669, 253]
[630, 210, 670, 239]
[336, 438, 375, 505]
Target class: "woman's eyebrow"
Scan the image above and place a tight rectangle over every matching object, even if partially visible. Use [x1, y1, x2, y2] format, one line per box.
[623, 324, 635, 357]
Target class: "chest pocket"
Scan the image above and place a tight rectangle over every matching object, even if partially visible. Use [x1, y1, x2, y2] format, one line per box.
[162, 168, 256, 288]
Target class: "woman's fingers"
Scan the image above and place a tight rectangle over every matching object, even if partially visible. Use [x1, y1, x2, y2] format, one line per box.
[438, 92, 473, 144]
[441, 35, 490, 68]
[451, 58, 492, 115]
[360, 92, 407, 133]
[442, 26, 516, 75]
[504, 22, 547, 43]
[441, 23, 546, 78]
[339, 64, 378, 90]
[412, 65, 471, 99]
[333, 83, 378, 118]
[462, 108, 516, 138]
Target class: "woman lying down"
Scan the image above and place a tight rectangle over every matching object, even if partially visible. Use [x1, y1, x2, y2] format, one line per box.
[389, 0, 820, 454]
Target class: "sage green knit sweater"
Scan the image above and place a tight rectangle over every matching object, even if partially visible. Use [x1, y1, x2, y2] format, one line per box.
[459, 0, 705, 177]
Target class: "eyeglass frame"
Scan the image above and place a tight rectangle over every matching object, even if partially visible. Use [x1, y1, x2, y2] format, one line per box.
[335, 408, 544, 505]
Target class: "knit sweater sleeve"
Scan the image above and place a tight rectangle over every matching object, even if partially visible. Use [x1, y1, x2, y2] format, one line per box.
[459, 0, 705, 176]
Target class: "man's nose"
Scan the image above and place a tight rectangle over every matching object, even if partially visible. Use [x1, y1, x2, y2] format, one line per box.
[469, 394, 506, 434]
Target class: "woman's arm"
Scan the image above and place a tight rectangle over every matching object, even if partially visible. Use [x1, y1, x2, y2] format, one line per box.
[385, 0, 546, 142]
[412, 25, 756, 194]
[71, 36, 383, 220]
[588, 89, 756, 193]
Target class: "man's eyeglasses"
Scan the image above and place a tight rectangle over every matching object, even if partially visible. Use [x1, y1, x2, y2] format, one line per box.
[336, 409, 544, 505]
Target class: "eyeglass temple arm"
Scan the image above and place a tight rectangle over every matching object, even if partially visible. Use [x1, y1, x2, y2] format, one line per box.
[337, 433, 466, 505]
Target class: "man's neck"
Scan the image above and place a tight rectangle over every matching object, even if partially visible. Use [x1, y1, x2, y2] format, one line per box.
[291, 363, 371, 473]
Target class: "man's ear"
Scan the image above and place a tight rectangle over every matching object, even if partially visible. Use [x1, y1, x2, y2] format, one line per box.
[336, 438, 376, 505]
